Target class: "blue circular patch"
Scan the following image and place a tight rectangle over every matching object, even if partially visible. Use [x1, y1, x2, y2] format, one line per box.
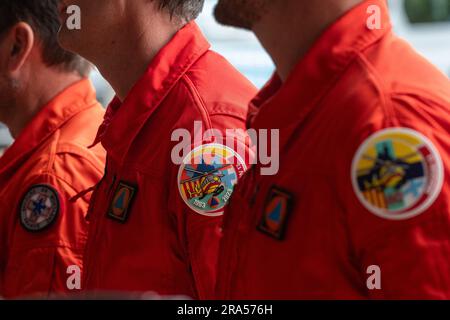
[20, 185, 60, 232]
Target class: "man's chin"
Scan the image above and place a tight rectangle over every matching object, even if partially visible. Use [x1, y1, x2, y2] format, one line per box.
[213, 1, 254, 30]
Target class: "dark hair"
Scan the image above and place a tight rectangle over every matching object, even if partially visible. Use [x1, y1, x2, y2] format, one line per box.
[158, 0, 205, 22]
[0, 0, 91, 77]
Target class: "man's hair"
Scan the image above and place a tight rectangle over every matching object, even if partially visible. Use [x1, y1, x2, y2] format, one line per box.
[0, 0, 91, 77]
[158, 0, 205, 22]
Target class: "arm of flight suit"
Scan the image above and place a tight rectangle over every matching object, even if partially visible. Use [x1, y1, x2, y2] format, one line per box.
[168, 114, 253, 300]
[3, 147, 104, 298]
[343, 96, 450, 299]
[168, 156, 221, 300]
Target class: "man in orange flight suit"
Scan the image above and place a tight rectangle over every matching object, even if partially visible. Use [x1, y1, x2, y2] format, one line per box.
[214, 0, 450, 298]
[58, 0, 256, 299]
[0, 1, 105, 298]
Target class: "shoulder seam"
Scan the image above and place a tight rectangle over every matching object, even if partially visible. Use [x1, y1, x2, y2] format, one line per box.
[354, 52, 399, 127]
[42, 170, 89, 198]
[180, 74, 213, 130]
[45, 129, 60, 173]
[20, 171, 82, 197]
[54, 143, 104, 176]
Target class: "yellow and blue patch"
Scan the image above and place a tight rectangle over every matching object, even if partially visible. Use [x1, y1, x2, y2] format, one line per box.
[352, 128, 443, 220]
[107, 182, 137, 223]
[258, 187, 293, 240]
[178, 143, 247, 217]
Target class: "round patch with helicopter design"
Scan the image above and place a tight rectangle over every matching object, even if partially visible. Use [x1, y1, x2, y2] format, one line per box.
[351, 128, 443, 220]
[178, 143, 247, 216]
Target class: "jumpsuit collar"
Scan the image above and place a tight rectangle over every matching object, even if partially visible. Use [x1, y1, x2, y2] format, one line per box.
[93, 22, 211, 166]
[250, 0, 392, 131]
[0, 79, 98, 177]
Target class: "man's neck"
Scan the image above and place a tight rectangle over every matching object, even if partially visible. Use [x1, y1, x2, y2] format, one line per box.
[253, 0, 363, 82]
[94, 13, 181, 101]
[6, 71, 81, 138]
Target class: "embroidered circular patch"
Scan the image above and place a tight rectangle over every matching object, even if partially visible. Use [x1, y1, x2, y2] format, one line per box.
[20, 185, 60, 232]
[351, 128, 443, 220]
[178, 143, 247, 216]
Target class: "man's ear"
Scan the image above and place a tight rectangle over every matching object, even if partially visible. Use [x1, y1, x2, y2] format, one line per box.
[4, 22, 35, 73]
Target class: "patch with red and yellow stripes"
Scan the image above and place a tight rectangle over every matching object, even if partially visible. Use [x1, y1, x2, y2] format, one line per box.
[178, 143, 246, 216]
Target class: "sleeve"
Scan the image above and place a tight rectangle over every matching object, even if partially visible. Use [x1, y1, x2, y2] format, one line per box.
[342, 97, 450, 299]
[3, 150, 102, 299]
[168, 115, 253, 299]
[0, 197, 7, 297]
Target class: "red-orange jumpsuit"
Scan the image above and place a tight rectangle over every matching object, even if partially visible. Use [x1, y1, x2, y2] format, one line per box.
[217, 0, 450, 299]
[0, 79, 106, 298]
[83, 22, 257, 299]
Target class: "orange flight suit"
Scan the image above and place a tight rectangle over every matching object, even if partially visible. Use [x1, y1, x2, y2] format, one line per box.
[0, 79, 106, 298]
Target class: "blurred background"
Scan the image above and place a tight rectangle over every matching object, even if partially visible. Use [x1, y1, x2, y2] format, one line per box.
[1, 0, 449, 154]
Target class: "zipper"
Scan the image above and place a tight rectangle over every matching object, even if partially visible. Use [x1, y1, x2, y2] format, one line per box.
[83, 157, 119, 289]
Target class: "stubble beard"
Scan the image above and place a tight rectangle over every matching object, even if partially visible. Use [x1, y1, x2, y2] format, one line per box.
[214, 0, 270, 30]
[0, 76, 19, 124]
